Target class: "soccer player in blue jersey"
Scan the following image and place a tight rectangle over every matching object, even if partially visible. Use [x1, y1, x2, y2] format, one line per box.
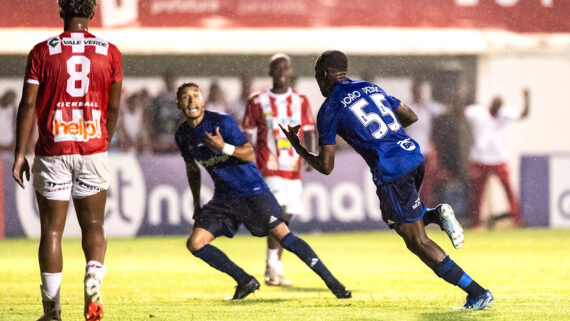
[174, 82, 351, 300]
[280, 50, 493, 310]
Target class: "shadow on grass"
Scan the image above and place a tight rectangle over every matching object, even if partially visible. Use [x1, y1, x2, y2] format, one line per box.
[279, 286, 330, 293]
[223, 298, 290, 305]
[418, 310, 495, 321]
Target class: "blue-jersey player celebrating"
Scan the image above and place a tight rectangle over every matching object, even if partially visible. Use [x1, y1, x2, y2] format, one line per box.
[280, 50, 493, 310]
[174, 82, 351, 300]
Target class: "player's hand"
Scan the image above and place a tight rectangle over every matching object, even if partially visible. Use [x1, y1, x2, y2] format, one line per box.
[204, 127, 225, 151]
[12, 156, 30, 189]
[279, 124, 301, 147]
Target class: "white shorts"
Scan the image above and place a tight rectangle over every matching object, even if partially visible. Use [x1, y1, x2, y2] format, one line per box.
[32, 152, 110, 201]
[264, 176, 303, 215]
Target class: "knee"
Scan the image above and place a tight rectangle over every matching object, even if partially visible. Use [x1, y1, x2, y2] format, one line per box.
[187, 236, 208, 253]
[405, 235, 430, 252]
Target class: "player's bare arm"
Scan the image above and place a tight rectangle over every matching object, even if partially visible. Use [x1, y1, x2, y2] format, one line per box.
[204, 127, 255, 162]
[394, 103, 418, 128]
[185, 161, 202, 218]
[303, 129, 317, 171]
[279, 124, 336, 175]
[105, 81, 123, 142]
[12, 82, 39, 188]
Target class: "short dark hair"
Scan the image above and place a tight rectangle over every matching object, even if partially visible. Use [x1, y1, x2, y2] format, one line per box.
[176, 82, 200, 99]
[316, 50, 348, 72]
[58, 0, 97, 19]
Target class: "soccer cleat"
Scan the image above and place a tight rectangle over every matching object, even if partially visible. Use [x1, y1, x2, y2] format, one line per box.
[37, 300, 62, 321]
[84, 273, 104, 321]
[333, 288, 352, 299]
[264, 265, 293, 287]
[463, 290, 494, 310]
[232, 276, 260, 300]
[438, 204, 464, 249]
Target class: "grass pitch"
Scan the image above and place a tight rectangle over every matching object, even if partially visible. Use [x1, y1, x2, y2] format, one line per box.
[1, 228, 569, 321]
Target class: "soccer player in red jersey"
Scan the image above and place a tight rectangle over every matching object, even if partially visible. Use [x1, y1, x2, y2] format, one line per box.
[12, 1, 122, 320]
[243, 54, 316, 286]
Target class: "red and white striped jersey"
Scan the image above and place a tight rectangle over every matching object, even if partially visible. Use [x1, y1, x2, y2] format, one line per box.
[243, 88, 315, 180]
[25, 30, 122, 156]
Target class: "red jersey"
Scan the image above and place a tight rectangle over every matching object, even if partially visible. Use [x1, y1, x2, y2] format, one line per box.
[25, 30, 122, 156]
[243, 88, 315, 180]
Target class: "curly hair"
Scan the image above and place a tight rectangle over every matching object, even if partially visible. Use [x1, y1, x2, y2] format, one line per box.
[176, 82, 200, 100]
[58, 0, 97, 19]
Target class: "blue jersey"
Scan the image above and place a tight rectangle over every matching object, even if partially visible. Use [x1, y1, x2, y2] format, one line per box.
[317, 78, 425, 185]
[175, 111, 269, 199]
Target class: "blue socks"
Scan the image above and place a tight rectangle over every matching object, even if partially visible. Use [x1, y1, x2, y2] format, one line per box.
[280, 233, 343, 290]
[435, 256, 486, 297]
[192, 244, 251, 284]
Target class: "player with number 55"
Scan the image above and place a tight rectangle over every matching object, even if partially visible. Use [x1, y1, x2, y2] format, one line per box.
[12, 0, 122, 320]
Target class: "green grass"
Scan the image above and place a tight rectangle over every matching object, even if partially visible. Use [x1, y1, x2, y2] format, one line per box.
[1, 228, 569, 321]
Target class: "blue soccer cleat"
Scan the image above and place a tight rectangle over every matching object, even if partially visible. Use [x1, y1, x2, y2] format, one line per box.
[438, 204, 464, 249]
[464, 290, 494, 310]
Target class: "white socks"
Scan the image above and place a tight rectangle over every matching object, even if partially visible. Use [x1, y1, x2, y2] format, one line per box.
[40, 272, 62, 302]
[86, 260, 106, 283]
[267, 249, 283, 274]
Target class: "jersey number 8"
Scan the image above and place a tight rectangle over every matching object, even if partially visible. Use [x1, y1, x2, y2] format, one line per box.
[66, 56, 91, 97]
[349, 93, 401, 139]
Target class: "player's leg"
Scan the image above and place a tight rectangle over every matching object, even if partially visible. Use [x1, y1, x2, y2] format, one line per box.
[32, 156, 73, 321]
[494, 163, 524, 226]
[71, 153, 111, 321]
[469, 162, 491, 228]
[36, 192, 68, 321]
[73, 191, 107, 321]
[269, 222, 351, 298]
[395, 220, 492, 310]
[266, 211, 294, 286]
[188, 201, 259, 299]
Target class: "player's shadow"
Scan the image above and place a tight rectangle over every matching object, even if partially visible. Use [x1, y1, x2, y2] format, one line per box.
[279, 286, 330, 293]
[419, 311, 494, 320]
[224, 298, 290, 304]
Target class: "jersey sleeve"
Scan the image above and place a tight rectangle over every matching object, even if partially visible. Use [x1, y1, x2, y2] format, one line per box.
[108, 44, 123, 83]
[317, 102, 338, 145]
[385, 93, 401, 111]
[300, 95, 315, 131]
[242, 98, 261, 130]
[24, 45, 42, 85]
[498, 106, 521, 121]
[222, 115, 248, 146]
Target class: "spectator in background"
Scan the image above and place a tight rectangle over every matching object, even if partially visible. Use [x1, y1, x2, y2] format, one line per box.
[117, 90, 151, 153]
[406, 78, 444, 206]
[150, 70, 183, 153]
[205, 80, 229, 114]
[432, 83, 473, 223]
[465, 89, 530, 229]
[228, 74, 253, 124]
[0, 89, 17, 152]
[243, 53, 316, 287]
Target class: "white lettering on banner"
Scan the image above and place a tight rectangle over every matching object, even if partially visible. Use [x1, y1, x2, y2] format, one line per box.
[550, 157, 570, 227]
[105, 154, 146, 236]
[456, 0, 553, 7]
[100, 0, 138, 27]
[331, 183, 365, 222]
[302, 184, 330, 223]
[148, 185, 180, 225]
[302, 169, 383, 223]
[150, 0, 219, 15]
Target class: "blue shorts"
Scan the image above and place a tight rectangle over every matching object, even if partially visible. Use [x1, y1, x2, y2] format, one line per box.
[194, 191, 285, 238]
[376, 164, 427, 229]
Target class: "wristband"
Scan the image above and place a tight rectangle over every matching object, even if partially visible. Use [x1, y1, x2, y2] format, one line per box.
[222, 143, 236, 155]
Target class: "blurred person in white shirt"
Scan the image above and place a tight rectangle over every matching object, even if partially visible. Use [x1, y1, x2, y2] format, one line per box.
[464, 89, 530, 228]
[0, 89, 17, 152]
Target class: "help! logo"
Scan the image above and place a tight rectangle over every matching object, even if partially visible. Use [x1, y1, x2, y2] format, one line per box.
[53, 109, 102, 142]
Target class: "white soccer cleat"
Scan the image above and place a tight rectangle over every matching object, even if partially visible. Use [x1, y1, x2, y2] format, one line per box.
[438, 204, 464, 249]
[84, 273, 103, 321]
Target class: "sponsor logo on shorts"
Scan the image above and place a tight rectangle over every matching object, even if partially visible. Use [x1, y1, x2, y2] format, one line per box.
[412, 197, 421, 209]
